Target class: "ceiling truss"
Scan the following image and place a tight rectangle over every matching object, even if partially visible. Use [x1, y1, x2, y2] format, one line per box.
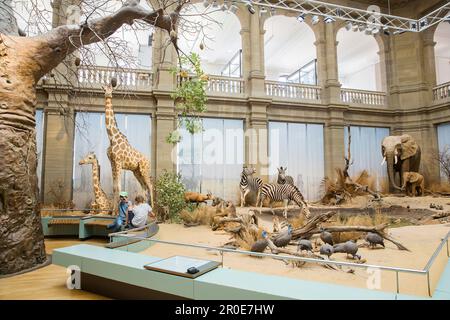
[238, 0, 450, 33]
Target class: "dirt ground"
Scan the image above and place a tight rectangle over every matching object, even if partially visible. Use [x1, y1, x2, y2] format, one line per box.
[141, 217, 450, 297]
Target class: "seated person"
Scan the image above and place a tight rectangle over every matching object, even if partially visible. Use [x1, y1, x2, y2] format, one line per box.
[126, 195, 153, 228]
[107, 191, 132, 232]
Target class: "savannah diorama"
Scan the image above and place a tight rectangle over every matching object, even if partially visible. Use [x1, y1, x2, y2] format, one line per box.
[1, 0, 450, 300]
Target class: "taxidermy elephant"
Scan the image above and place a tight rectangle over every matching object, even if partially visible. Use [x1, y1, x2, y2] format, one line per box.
[381, 134, 421, 193]
[401, 172, 424, 197]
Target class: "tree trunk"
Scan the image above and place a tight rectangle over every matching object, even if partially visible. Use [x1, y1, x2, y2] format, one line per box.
[0, 0, 185, 275]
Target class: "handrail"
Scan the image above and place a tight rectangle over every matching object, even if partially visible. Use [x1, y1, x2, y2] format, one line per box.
[265, 81, 322, 100]
[114, 230, 450, 297]
[433, 81, 450, 101]
[341, 88, 386, 106]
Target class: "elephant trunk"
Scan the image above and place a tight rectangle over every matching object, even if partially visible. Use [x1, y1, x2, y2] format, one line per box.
[386, 152, 402, 190]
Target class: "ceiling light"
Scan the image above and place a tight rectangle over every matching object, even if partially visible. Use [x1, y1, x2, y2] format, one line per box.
[269, 7, 276, 16]
[259, 6, 267, 16]
[365, 27, 371, 35]
[297, 14, 305, 23]
[203, 0, 210, 8]
[324, 16, 335, 24]
[371, 27, 380, 35]
[221, 2, 228, 11]
[212, 0, 218, 8]
[311, 15, 319, 25]
[352, 24, 358, 31]
[246, 2, 255, 14]
[419, 18, 428, 29]
[409, 21, 418, 31]
[358, 24, 365, 31]
[229, 2, 238, 14]
[345, 21, 352, 31]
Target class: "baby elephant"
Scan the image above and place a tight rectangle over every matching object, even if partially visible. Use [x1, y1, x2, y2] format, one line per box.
[401, 172, 424, 197]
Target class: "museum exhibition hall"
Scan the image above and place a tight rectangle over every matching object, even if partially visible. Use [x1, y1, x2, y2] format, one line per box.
[0, 0, 450, 302]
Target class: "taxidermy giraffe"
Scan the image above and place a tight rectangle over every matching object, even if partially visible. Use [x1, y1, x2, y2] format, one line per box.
[79, 153, 112, 214]
[103, 84, 154, 210]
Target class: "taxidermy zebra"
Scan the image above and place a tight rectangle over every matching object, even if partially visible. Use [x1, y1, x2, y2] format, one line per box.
[239, 165, 263, 207]
[277, 166, 294, 185]
[257, 183, 310, 219]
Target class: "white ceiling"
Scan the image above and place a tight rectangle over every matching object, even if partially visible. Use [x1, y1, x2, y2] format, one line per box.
[264, 16, 317, 80]
[178, 4, 242, 75]
[435, 21, 450, 58]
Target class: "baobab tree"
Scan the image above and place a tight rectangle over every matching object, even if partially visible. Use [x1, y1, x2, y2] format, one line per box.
[0, 0, 216, 275]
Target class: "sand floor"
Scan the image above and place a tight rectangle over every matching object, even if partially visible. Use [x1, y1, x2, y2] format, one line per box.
[141, 220, 450, 297]
[1, 217, 449, 299]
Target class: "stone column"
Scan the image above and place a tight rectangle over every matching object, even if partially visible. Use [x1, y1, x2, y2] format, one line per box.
[42, 93, 75, 205]
[313, 21, 345, 179]
[152, 29, 177, 177]
[246, 101, 270, 182]
[247, 10, 266, 97]
[323, 109, 345, 179]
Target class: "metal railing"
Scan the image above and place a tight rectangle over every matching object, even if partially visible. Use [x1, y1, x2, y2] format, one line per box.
[112, 230, 450, 297]
[265, 81, 322, 101]
[433, 81, 450, 101]
[341, 88, 386, 106]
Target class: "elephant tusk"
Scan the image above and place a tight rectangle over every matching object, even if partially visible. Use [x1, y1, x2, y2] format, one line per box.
[394, 155, 398, 164]
[381, 157, 386, 166]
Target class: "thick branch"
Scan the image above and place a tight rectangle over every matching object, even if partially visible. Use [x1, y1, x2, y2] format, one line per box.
[29, 2, 185, 80]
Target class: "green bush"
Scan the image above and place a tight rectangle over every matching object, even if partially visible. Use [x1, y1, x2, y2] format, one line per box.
[155, 170, 186, 222]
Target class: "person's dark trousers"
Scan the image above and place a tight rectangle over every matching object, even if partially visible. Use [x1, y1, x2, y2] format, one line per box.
[126, 212, 137, 228]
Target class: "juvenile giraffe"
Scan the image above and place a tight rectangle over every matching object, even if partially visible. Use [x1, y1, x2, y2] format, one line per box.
[79, 153, 112, 214]
[103, 84, 154, 210]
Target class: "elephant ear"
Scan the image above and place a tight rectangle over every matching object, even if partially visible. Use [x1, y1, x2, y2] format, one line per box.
[400, 135, 418, 160]
[408, 173, 420, 183]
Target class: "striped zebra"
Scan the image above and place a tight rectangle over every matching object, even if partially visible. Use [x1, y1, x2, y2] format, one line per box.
[257, 183, 310, 219]
[239, 166, 263, 207]
[277, 167, 294, 185]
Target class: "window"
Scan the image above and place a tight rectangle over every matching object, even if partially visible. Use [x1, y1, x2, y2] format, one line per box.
[220, 49, 242, 78]
[269, 122, 324, 200]
[177, 118, 244, 202]
[344, 126, 390, 191]
[36, 109, 45, 196]
[282, 59, 317, 85]
[437, 123, 450, 181]
[73, 112, 151, 208]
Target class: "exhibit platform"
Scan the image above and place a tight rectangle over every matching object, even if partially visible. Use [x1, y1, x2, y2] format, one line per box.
[52, 244, 450, 300]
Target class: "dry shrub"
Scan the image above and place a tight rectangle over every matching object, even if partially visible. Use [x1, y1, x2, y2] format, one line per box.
[289, 214, 306, 229]
[235, 226, 266, 251]
[321, 170, 375, 205]
[325, 213, 390, 243]
[179, 206, 216, 225]
[428, 182, 450, 194]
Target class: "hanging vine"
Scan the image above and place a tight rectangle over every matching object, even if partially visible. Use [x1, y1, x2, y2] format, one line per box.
[167, 52, 208, 144]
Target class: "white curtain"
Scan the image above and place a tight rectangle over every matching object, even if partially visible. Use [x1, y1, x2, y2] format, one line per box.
[437, 122, 450, 181]
[73, 112, 151, 208]
[344, 126, 389, 191]
[36, 109, 44, 195]
[268, 122, 324, 200]
[177, 118, 244, 203]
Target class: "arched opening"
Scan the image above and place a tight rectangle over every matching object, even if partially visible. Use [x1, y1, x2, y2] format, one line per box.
[337, 28, 382, 91]
[264, 15, 317, 84]
[178, 3, 242, 77]
[434, 18, 450, 85]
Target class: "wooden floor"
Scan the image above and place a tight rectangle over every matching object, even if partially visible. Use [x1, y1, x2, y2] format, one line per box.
[0, 238, 109, 300]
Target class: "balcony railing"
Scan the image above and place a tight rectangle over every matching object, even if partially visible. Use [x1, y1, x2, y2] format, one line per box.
[265, 81, 322, 101]
[341, 88, 386, 106]
[206, 75, 245, 95]
[178, 74, 245, 96]
[77, 66, 152, 91]
[433, 82, 450, 102]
